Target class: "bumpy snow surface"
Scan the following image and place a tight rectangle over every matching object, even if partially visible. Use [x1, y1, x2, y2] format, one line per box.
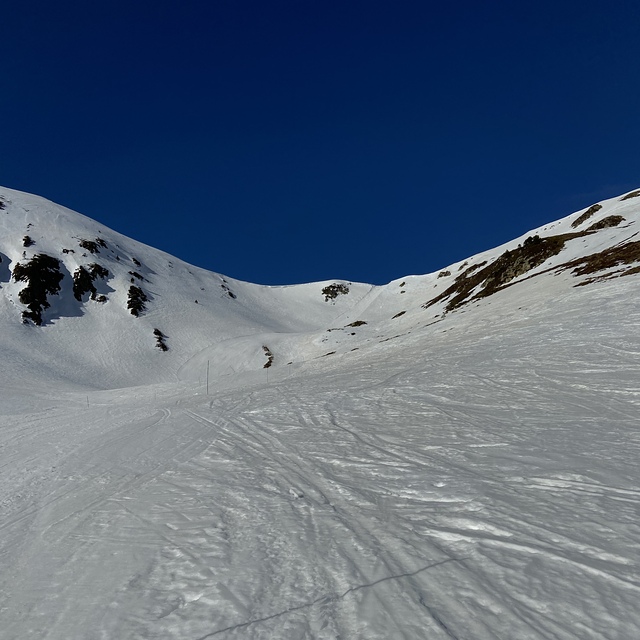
[1, 187, 640, 639]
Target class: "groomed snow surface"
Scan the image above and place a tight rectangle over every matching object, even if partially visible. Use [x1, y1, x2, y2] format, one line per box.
[1, 188, 640, 638]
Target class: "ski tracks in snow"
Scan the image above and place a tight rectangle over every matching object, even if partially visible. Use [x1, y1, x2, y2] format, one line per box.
[2, 306, 640, 640]
[124, 394, 469, 640]
[0, 400, 218, 640]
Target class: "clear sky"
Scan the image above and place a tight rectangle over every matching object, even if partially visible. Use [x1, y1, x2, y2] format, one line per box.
[2, 1, 640, 285]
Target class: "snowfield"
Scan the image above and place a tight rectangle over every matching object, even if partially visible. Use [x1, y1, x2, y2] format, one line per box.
[1, 187, 640, 639]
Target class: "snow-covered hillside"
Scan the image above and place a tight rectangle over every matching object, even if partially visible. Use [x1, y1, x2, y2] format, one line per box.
[1, 186, 640, 639]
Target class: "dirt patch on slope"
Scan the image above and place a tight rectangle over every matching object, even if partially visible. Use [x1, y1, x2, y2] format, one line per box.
[561, 238, 640, 285]
[585, 215, 625, 232]
[424, 232, 584, 311]
[571, 204, 602, 228]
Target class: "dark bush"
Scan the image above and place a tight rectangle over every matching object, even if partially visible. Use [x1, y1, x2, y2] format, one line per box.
[153, 328, 168, 351]
[90, 263, 109, 279]
[13, 254, 63, 325]
[127, 285, 148, 317]
[523, 235, 542, 247]
[72, 263, 109, 301]
[262, 345, 274, 368]
[221, 282, 237, 299]
[132, 257, 141, 267]
[72, 267, 94, 301]
[78, 238, 104, 253]
[23, 235, 34, 247]
[322, 283, 349, 302]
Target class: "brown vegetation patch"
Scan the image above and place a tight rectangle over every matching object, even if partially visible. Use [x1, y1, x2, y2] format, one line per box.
[561, 240, 640, 284]
[621, 190, 640, 201]
[346, 320, 367, 327]
[571, 203, 602, 228]
[454, 261, 487, 282]
[585, 215, 625, 232]
[380, 334, 404, 343]
[424, 233, 583, 311]
[623, 265, 640, 277]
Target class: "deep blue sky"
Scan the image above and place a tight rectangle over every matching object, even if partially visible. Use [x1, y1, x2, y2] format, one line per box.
[2, 1, 640, 285]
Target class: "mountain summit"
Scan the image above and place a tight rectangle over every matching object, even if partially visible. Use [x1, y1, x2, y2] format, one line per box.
[1, 185, 640, 640]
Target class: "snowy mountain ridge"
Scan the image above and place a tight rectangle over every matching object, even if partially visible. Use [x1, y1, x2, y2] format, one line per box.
[2, 185, 640, 640]
[1, 185, 639, 391]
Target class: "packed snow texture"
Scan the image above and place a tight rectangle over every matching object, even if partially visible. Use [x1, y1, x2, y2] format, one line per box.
[1, 187, 640, 639]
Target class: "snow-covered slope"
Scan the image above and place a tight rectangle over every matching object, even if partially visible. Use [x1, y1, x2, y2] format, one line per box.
[0, 187, 379, 389]
[2, 186, 639, 391]
[1, 186, 640, 639]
